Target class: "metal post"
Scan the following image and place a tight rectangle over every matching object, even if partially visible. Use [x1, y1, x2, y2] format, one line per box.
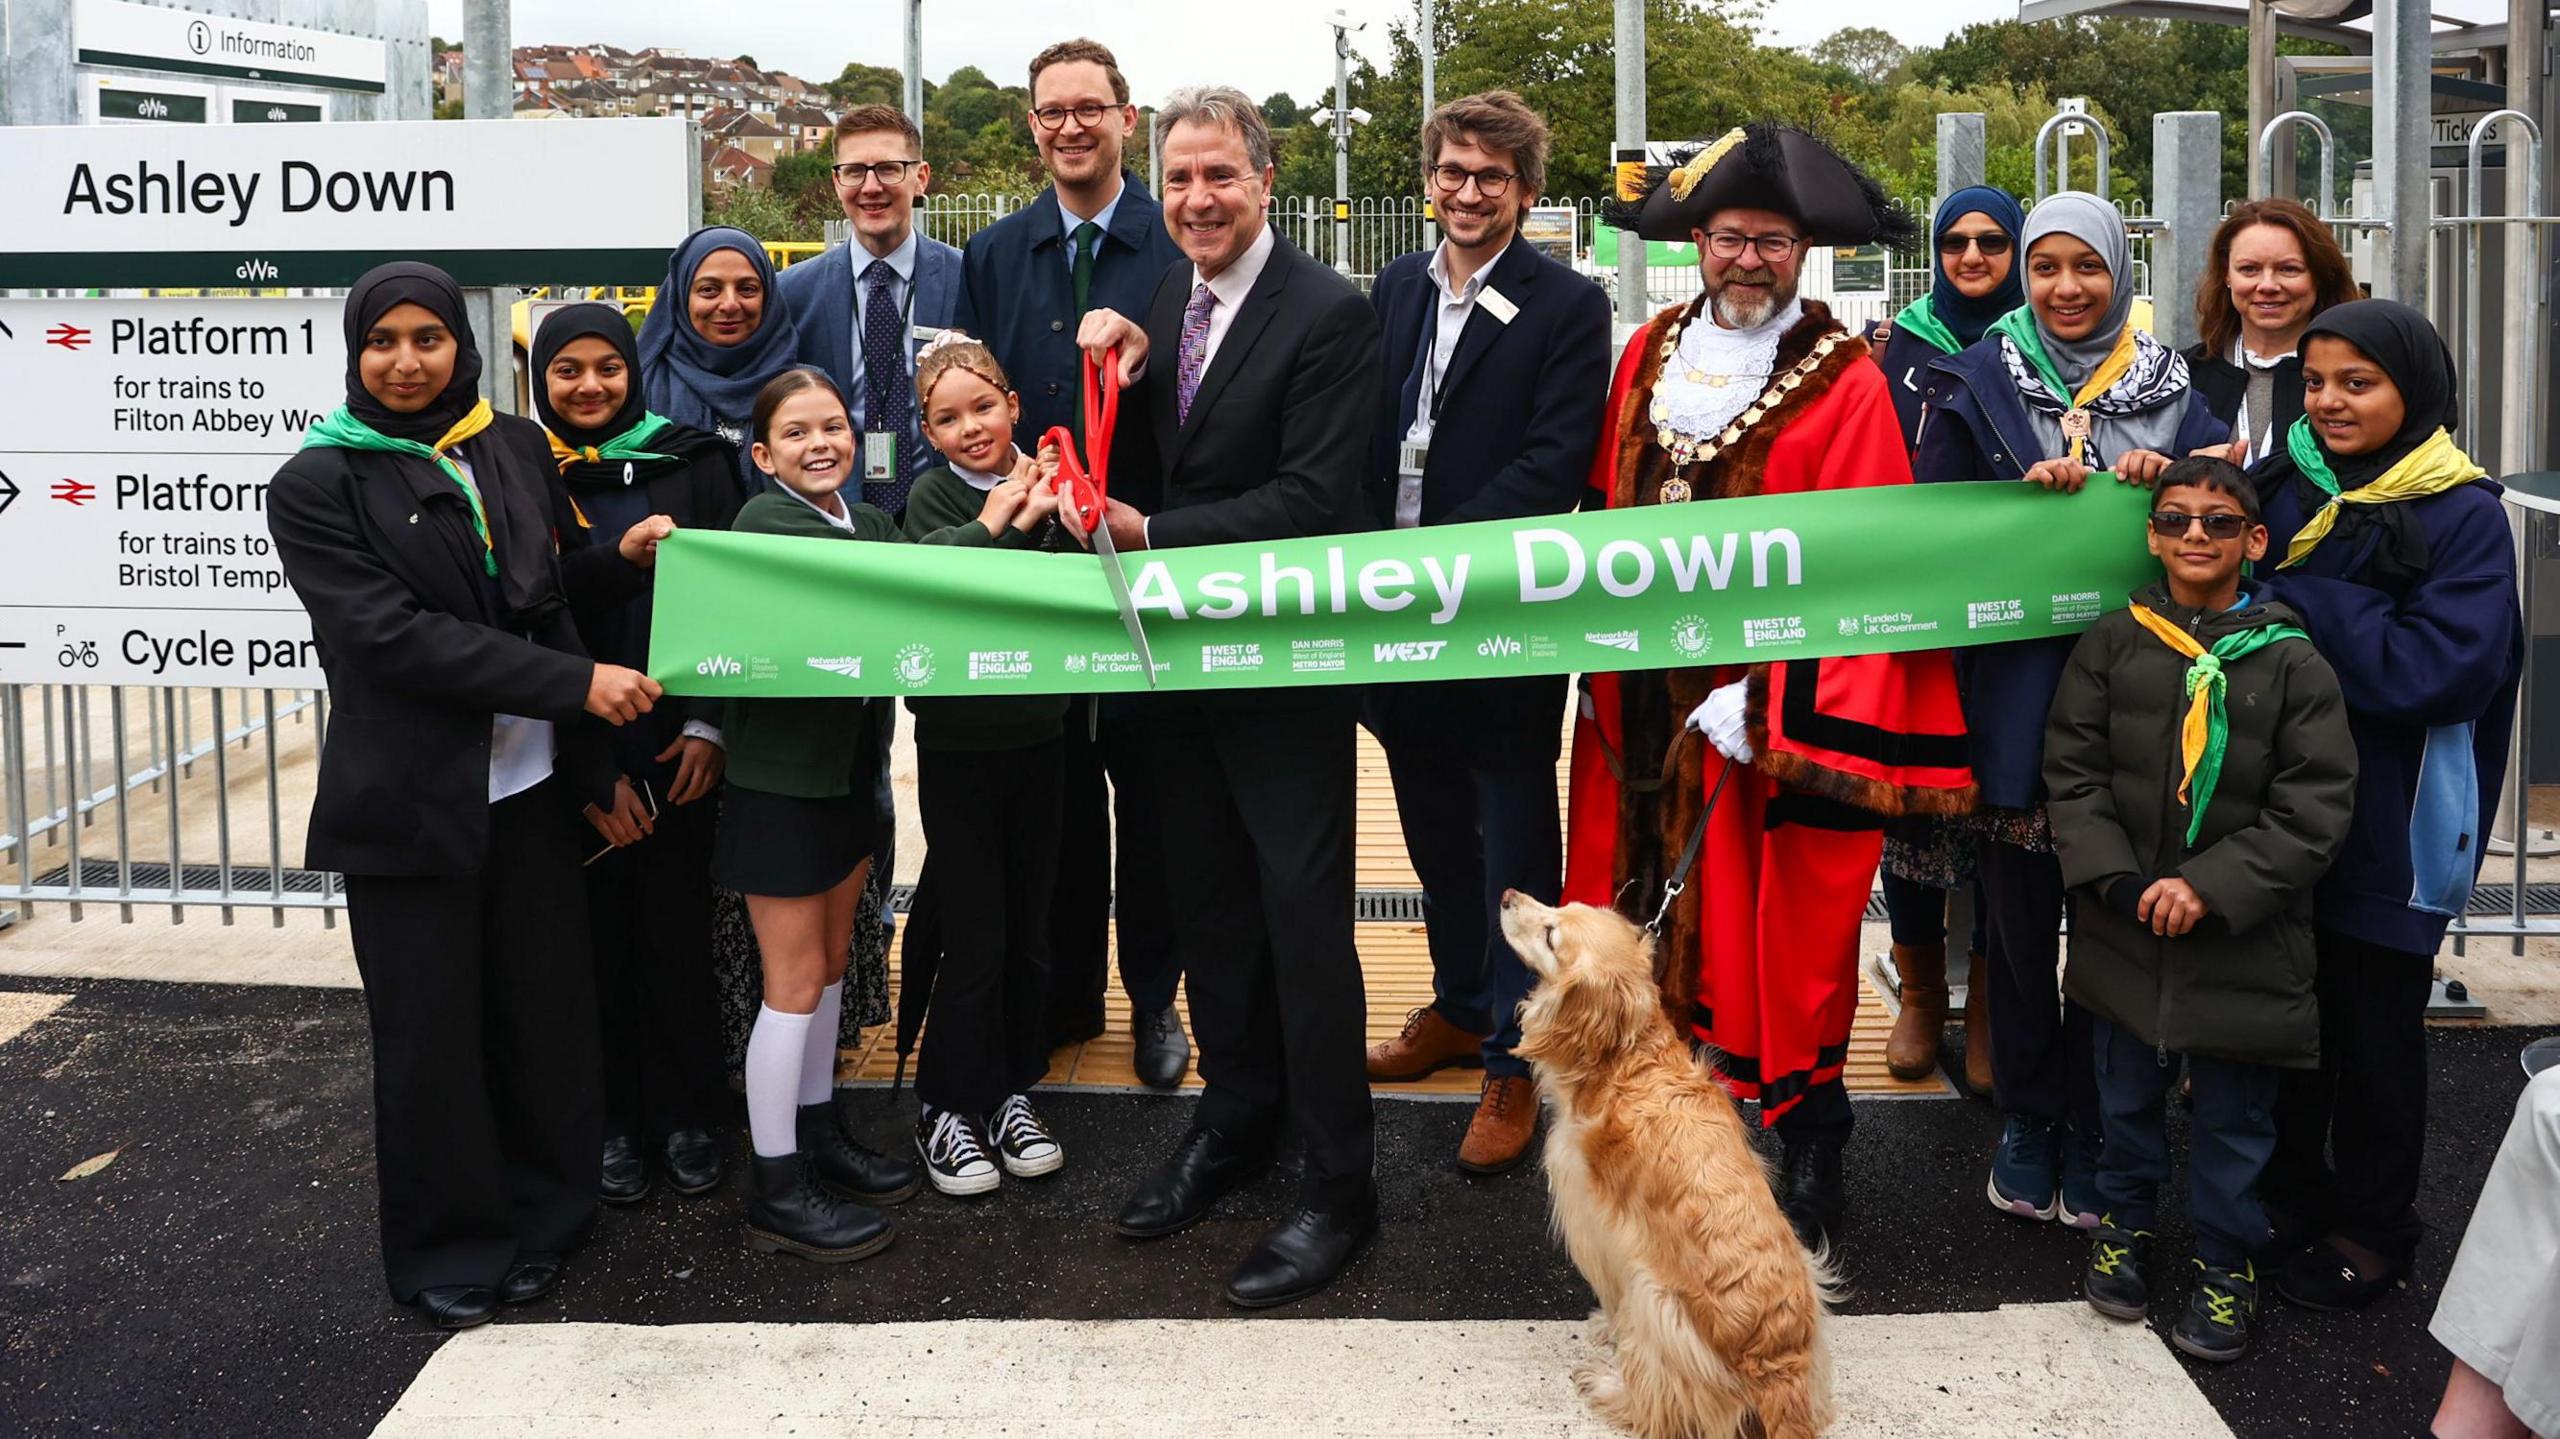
[2154, 112, 2223, 352]
[1420, 0, 1437, 173]
[1144, 108, 1161, 199]
[1612, 0, 1647, 325]
[1936, 113, 1987, 213]
[2247, 0, 2280, 197]
[1331, 17, 1355, 276]
[462, 0, 514, 415]
[2504, 0, 2546, 478]
[902, 0, 924, 131]
[2373, 0, 2433, 303]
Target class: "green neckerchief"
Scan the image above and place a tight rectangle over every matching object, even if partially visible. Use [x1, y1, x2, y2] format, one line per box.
[1892, 294, 1964, 357]
[548, 411, 684, 472]
[301, 403, 499, 577]
[2126, 601, 2310, 846]
[1985, 305, 2073, 406]
[2278, 416, 2486, 569]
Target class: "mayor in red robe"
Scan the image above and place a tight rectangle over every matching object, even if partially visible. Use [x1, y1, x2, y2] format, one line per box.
[1562, 124, 1976, 1250]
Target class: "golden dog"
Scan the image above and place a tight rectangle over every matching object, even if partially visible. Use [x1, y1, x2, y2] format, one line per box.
[1504, 891, 1836, 1439]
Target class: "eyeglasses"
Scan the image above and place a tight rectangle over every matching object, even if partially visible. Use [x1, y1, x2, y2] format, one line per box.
[2148, 510, 2254, 540]
[1031, 102, 1114, 131]
[831, 160, 919, 186]
[1701, 230, 1801, 262]
[1937, 231, 2013, 257]
[1429, 163, 1518, 199]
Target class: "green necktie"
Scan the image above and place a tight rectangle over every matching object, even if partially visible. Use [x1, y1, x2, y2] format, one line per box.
[1071, 220, 1100, 317]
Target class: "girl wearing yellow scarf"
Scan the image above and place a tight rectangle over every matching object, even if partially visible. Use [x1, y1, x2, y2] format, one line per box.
[2252, 299, 2524, 1313]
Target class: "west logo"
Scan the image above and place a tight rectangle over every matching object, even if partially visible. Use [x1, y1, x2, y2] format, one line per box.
[696, 654, 742, 677]
[1373, 640, 1449, 663]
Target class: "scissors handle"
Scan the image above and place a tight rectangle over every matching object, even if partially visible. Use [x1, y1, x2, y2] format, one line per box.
[1045, 346, 1120, 535]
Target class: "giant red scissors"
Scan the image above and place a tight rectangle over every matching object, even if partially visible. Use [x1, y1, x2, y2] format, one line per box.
[1038, 348, 1156, 686]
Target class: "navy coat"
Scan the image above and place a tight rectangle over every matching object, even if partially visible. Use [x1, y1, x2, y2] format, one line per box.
[1359, 236, 1612, 768]
[1912, 336, 2230, 809]
[952, 173, 1186, 450]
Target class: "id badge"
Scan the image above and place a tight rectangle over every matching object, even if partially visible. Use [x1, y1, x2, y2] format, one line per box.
[1394, 441, 1428, 529]
[863, 432, 897, 482]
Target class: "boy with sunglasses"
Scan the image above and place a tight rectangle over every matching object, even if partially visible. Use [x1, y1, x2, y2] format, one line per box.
[2041, 455, 2357, 1364]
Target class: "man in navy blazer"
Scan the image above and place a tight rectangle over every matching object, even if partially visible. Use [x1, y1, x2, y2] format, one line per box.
[953, 39, 1192, 1090]
[1358, 92, 1612, 1175]
[777, 104, 963, 516]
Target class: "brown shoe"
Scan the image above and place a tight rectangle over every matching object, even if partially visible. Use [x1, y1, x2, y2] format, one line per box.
[1365, 1006, 1487, 1083]
[1961, 952, 1994, 1095]
[1885, 942, 1949, 1081]
[1457, 1074, 1538, 1174]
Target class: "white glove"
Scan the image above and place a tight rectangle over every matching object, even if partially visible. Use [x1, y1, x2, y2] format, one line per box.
[1685, 681, 1754, 764]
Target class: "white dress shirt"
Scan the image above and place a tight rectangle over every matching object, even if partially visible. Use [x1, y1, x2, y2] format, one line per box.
[450, 454, 557, 803]
[1403, 241, 1491, 449]
[848, 227, 920, 429]
[1188, 222, 1277, 377]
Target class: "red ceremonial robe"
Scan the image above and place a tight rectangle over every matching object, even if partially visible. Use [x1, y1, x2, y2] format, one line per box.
[1562, 298, 1976, 1122]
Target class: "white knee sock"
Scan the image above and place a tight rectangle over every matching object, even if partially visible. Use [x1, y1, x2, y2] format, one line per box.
[800, 981, 844, 1107]
[746, 1004, 813, 1159]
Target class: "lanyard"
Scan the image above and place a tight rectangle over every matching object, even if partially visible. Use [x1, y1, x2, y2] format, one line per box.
[1408, 284, 1470, 424]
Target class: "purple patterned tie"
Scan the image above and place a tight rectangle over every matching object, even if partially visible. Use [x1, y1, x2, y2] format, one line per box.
[1175, 282, 1217, 424]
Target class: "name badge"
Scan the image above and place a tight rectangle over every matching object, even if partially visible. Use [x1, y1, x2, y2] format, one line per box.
[1478, 287, 1519, 325]
[1394, 442, 1428, 529]
[863, 432, 897, 482]
[911, 325, 946, 352]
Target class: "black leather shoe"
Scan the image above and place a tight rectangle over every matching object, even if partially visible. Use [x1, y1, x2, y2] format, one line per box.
[1779, 1129, 1847, 1252]
[1226, 1201, 1378, 1309]
[744, 1154, 895, 1263]
[1114, 1126, 1271, 1239]
[600, 1134, 651, 1205]
[663, 1129, 724, 1196]
[1131, 1005, 1192, 1090]
[798, 1101, 923, 1205]
[416, 1284, 499, 1331]
[498, 1252, 560, 1306]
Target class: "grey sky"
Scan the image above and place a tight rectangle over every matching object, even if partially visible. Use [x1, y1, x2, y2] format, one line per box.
[429, 0, 2022, 108]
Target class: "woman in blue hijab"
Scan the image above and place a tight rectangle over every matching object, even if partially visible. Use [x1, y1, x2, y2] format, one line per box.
[1873, 185, 2028, 450]
[637, 226, 801, 494]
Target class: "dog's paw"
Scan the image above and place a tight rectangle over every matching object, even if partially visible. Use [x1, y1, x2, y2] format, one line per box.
[1583, 1306, 1615, 1348]
[1571, 1358, 1625, 1405]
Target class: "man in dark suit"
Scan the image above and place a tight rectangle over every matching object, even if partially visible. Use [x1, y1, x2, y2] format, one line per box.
[1357, 92, 1611, 1175]
[1075, 87, 1381, 1308]
[953, 38, 1192, 1086]
[777, 103, 963, 517]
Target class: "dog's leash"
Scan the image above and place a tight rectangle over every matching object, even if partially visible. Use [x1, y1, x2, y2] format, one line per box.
[1646, 753, 1736, 937]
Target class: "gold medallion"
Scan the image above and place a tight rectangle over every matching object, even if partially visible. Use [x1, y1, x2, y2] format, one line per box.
[2061, 408, 2092, 443]
[1661, 477, 1693, 503]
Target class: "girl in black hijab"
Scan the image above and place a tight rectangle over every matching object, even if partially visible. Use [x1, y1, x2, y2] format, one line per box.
[533, 304, 748, 1207]
[2255, 299, 2523, 1309]
[270, 264, 664, 1331]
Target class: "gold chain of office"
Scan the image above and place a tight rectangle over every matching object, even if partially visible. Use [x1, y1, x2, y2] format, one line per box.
[1647, 319, 1850, 502]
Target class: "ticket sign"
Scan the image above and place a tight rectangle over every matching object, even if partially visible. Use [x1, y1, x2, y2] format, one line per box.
[0, 298, 340, 687]
[0, 117, 692, 287]
[76, 0, 389, 94]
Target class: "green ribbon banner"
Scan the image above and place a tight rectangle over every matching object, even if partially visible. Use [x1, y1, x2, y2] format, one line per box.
[649, 480, 2158, 698]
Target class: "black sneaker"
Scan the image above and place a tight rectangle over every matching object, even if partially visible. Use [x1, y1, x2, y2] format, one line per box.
[916, 1105, 1001, 1197]
[2173, 1260, 2258, 1363]
[2082, 1216, 2153, 1321]
[987, 1093, 1065, 1179]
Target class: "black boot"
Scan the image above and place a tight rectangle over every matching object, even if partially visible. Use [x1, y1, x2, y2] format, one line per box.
[797, 1101, 923, 1205]
[744, 1154, 895, 1264]
[1779, 1130, 1847, 1252]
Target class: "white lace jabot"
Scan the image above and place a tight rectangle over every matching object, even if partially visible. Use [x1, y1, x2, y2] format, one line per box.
[1653, 298, 1805, 441]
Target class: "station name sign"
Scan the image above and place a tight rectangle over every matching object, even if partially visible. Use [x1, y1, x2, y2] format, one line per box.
[77, 0, 390, 94]
[0, 118, 693, 287]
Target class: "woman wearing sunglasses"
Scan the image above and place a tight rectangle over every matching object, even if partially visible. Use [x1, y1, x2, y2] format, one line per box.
[1868, 186, 2026, 1093]
[2186, 199, 2360, 467]
[1914, 191, 2230, 1235]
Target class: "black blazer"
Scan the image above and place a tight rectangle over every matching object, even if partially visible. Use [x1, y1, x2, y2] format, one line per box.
[269, 412, 615, 878]
[1360, 236, 1611, 767]
[2183, 343, 2305, 459]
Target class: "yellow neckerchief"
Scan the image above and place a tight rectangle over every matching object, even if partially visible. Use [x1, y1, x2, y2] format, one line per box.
[1988, 308, 2143, 465]
[2126, 601, 2309, 845]
[422, 401, 501, 571]
[2279, 423, 2486, 570]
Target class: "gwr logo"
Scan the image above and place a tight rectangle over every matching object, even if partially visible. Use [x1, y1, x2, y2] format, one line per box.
[696, 654, 742, 677]
[1478, 635, 1523, 658]
[1373, 640, 1449, 663]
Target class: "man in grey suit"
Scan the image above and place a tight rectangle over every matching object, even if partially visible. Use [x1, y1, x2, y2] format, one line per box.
[777, 103, 962, 516]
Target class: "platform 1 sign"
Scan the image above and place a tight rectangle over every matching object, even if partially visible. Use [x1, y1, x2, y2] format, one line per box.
[0, 117, 691, 287]
[0, 297, 339, 687]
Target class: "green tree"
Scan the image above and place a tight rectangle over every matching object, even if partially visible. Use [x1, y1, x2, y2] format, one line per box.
[433, 98, 464, 121]
[769, 150, 841, 230]
[1809, 26, 1911, 90]
[1263, 92, 1305, 130]
[826, 61, 902, 109]
[705, 184, 799, 242]
[734, 54, 758, 70]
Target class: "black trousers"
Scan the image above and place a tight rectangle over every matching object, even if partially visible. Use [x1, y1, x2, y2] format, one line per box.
[1148, 698, 1374, 1208]
[1978, 839, 2099, 1131]
[1376, 733, 1558, 1078]
[915, 740, 1064, 1116]
[585, 793, 721, 1140]
[1046, 707, 1182, 1043]
[343, 781, 599, 1302]
[2269, 928, 2435, 1260]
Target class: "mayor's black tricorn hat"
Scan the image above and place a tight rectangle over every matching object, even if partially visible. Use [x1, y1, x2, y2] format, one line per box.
[1606, 123, 1918, 249]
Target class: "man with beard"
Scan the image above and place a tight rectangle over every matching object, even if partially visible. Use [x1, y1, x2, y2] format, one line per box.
[1561, 125, 1977, 1251]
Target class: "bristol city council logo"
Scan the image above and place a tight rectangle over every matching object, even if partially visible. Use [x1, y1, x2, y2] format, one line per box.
[894, 644, 936, 689]
[1669, 614, 1712, 659]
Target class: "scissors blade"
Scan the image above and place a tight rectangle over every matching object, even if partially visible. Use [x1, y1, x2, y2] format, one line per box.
[1089, 520, 1157, 689]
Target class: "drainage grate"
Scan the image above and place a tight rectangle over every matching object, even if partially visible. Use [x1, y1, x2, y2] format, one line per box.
[889, 885, 1432, 921]
[1858, 882, 2560, 922]
[30, 861, 334, 895]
